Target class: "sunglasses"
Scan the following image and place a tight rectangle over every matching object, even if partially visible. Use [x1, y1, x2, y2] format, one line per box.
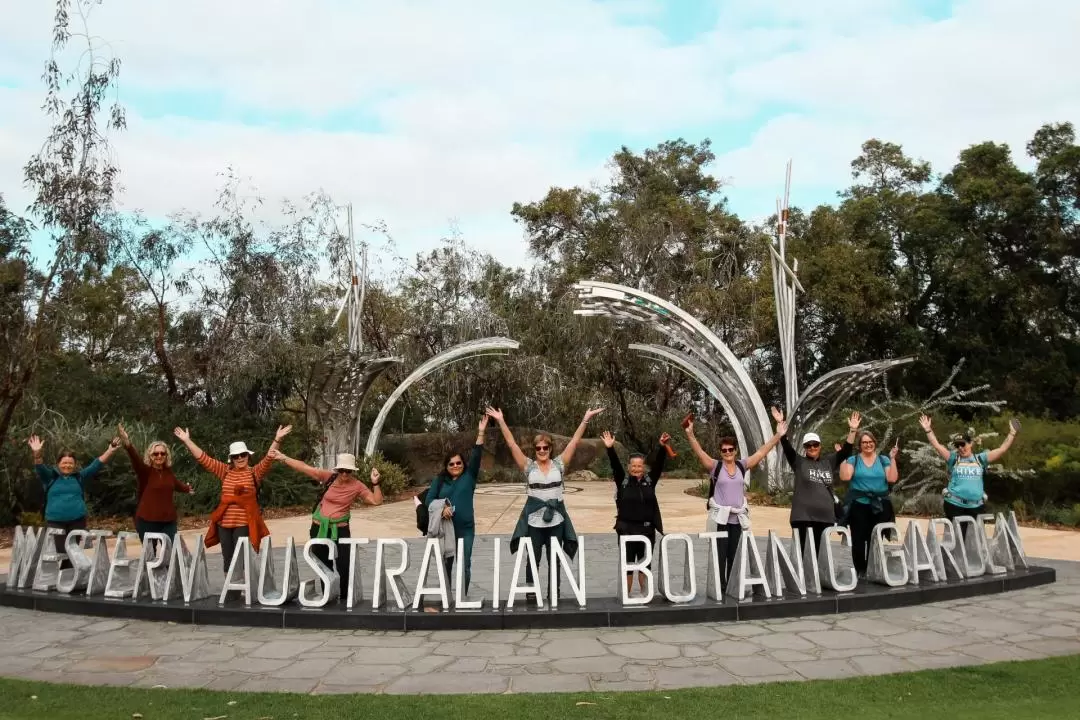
[804, 442, 820, 449]
[447, 461, 464, 467]
[954, 441, 968, 449]
[720, 448, 736, 454]
[150, 451, 167, 457]
[535, 445, 551, 451]
[230, 453, 250, 460]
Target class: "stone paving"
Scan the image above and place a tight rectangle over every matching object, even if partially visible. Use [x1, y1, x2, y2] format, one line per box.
[1, 559, 1078, 695]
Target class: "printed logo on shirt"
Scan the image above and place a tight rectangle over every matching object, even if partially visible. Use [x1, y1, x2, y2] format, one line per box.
[807, 468, 833, 484]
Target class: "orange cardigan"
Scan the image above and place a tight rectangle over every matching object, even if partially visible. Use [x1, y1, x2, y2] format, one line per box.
[203, 491, 270, 553]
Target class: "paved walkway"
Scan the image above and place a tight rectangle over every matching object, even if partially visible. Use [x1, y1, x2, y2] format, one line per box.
[1, 559, 1078, 694]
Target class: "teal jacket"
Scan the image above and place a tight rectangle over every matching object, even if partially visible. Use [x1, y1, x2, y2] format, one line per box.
[37, 459, 102, 522]
[510, 497, 579, 558]
[425, 444, 482, 530]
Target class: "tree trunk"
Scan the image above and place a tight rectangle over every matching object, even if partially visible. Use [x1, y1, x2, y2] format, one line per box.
[154, 301, 179, 398]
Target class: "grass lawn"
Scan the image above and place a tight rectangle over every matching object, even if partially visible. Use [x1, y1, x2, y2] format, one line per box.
[1, 654, 1077, 720]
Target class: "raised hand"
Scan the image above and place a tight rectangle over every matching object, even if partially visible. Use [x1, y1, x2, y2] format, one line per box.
[28, 435, 43, 454]
[274, 425, 292, 442]
[583, 407, 605, 422]
[267, 447, 283, 460]
[849, 411, 862, 430]
[601, 431, 616, 448]
[478, 414, 490, 433]
[684, 418, 695, 435]
[918, 414, 932, 432]
[770, 406, 784, 423]
[776, 420, 788, 436]
[370, 467, 381, 485]
[117, 423, 131, 445]
[890, 439, 900, 459]
[485, 407, 504, 423]
[1009, 418, 1021, 434]
[173, 427, 191, 442]
[659, 432, 672, 446]
[109, 436, 122, 449]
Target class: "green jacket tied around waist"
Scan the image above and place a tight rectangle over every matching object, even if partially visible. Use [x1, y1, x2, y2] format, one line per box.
[510, 497, 579, 558]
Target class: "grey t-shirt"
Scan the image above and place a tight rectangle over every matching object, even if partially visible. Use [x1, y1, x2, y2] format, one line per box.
[782, 436, 852, 523]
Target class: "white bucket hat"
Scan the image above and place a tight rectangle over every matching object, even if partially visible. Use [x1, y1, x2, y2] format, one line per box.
[333, 453, 359, 472]
[228, 441, 252, 457]
[801, 432, 822, 446]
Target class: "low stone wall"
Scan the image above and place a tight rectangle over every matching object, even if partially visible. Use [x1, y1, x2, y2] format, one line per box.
[376, 428, 613, 485]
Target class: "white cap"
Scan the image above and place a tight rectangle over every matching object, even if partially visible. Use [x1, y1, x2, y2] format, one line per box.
[333, 453, 359, 472]
[801, 432, 822, 446]
[228, 441, 252, 457]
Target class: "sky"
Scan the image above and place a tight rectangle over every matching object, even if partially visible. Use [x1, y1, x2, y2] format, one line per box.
[0, 0, 1078, 268]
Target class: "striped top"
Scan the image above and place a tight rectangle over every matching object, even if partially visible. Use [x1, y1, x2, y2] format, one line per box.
[525, 457, 565, 528]
[197, 452, 274, 527]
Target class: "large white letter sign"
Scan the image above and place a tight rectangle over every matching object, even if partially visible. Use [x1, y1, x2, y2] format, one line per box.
[218, 536, 259, 606]
[8, 525, 45, 589]
[372, 538, 410, 610]
[902, 521, 940, 585]
[726, 533, 771, 602]
[926, 518, 965, 581]
[257, 536, 300, 606]
[299, 539, 341, 608]
[550, 537, 586, 609]
[765, 530, 806, 597]
[819, 526, 857, 592]
[659, 533, 696, 604]
[132, 532, 172, 600]
[340, 537, 369, 609]
[507, 538, 544, 608]
[411, 538, 450, 611]
[454, 536, 481, 610]
[619, 535, 654, 606]
[162, 534, 210, 603]
[953, 516, 986, 578]
[56, 529, 92, 594]
[867, 523, 909, 587]
[978, 514, 1007, 575]
[31, 527, 66, 592]
[697, 531, 727, 601]
[104, 532, 141, 599]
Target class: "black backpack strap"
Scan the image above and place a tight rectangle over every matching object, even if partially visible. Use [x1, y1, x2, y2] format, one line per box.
[706, 460, 721, 508]
[311, 472, 338, 514]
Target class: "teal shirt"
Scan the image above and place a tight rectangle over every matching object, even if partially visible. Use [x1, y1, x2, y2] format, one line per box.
[945, 450, 989, 508]
[426, 445, 482, 529]
[845, 454, 891, 504]
[37, 459, 102, 522]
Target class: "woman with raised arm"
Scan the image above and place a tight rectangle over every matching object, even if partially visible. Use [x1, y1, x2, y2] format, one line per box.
[29, 434, 121, 568]
[420, 414, 489, 596]
[771, 408, 860, 553]
[172, 425, 291, 568]
[838, 428, 899, 576]
[117, 424, 193, 542]
[268, 448, 382, 587]
[488, 406, 603, 599]
[684, 416, 785, 592]
[919, 414, 1020, 535]
[602, 430, 670, 596]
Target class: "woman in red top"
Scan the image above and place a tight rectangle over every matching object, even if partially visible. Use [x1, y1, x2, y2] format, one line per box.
[268, 449, 382, 590]
[173, 425, 290, 568]
[117, 423, 193, 541]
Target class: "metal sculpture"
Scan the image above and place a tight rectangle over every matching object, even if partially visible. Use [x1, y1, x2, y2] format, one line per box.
[770, 160, 803, 414]
[364, 337, 521, 456]
[306, 204, 402, 466]
[573, 281, 775, 476]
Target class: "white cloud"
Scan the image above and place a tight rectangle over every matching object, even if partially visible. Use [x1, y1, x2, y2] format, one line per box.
[1, 0, 1078, 266]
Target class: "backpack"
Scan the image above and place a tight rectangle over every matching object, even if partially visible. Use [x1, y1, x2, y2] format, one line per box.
[310, 472, 339, 515]
[42, 471, 83, 519]
[705, 459, 747, 508]
[415, 477, 443, 535]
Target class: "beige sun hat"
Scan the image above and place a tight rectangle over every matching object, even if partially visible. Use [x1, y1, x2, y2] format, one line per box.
[333, 453, 359, 472]
[228, 441, 252, 456]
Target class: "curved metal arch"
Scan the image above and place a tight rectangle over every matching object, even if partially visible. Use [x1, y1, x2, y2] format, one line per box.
[363, 337, 521, 457]
[572, 281, 772, 453]
[628, 343, 753, 457]
[788, 357, 916, 443]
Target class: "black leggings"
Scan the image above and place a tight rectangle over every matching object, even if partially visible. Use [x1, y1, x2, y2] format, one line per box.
[848, 502, 889, 574]
[47, 517, 87, 570]
[523, 524, 565, 599]
[309, 523, 352, 591]
[791, 521, 832, 557]
[713, 523, 743, 592]
[944, 502, 985, 540]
